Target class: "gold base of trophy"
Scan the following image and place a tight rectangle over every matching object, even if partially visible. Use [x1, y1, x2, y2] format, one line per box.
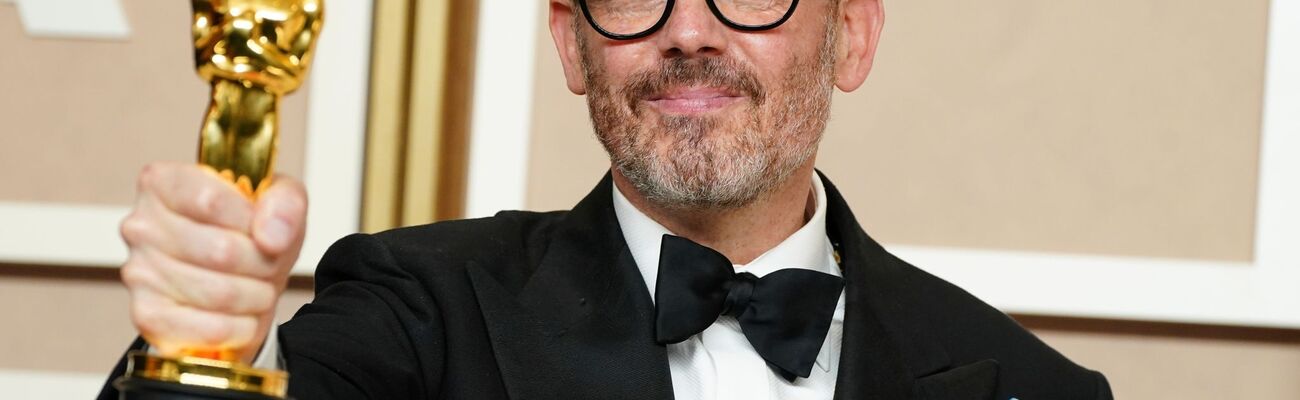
[118, 351, 288, 399]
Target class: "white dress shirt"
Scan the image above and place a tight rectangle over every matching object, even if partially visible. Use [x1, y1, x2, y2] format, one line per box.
[613, 173, 844, 400]
[251, 174, 844, 399]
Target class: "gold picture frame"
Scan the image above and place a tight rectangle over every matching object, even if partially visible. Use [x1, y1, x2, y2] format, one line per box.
[362, 0, 478, 232]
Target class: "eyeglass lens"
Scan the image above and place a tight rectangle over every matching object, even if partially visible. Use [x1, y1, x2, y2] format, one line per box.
[584, 0, 796, 37]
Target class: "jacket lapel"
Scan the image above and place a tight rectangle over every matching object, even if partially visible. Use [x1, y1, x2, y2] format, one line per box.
[468, 174, 674, 400]
[821, 173, 984, 400]
[467, 172, 992, 399]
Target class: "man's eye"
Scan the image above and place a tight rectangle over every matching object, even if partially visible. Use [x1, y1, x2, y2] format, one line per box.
[592, 0, 663, 9]
[727, 0, 784, 12]
[589, 0, 667, 18]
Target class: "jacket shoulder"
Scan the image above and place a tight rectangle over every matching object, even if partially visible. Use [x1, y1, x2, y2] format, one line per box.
[316, 210, 567, 291]
[375, 210, 564, 256]
[884, 255, 1110, 399]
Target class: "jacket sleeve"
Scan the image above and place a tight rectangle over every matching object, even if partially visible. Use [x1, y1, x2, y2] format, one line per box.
[94, 337, 147, 400]
[280, 233, 447, 399]
[93, 233, 447, 400]
[1093, 370, 1114, 400]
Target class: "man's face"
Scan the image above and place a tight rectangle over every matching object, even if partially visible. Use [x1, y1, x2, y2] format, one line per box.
[571, 0, 845, 210]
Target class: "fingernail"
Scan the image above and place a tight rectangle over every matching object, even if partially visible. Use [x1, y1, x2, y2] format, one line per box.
[260, 218, 292, 250]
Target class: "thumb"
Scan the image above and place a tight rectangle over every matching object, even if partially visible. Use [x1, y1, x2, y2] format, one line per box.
[252, 175, 308, 256]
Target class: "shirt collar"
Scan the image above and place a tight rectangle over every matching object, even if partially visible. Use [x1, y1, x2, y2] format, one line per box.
[612, 172, 841, 299]
[612, 172, 840, 372]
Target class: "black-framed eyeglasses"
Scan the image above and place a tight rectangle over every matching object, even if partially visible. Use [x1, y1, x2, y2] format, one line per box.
[578, 0, 800, 41]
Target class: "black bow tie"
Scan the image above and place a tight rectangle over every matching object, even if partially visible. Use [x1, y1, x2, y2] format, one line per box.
[654, 235, 845, 381]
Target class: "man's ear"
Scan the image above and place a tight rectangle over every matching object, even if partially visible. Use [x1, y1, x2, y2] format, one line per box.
[550, 0, 587, 95]
[834, 0, 885, 92]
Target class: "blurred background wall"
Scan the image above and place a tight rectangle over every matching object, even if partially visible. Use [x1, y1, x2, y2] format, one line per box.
[523, 1, 1298, 398]
[2, 0, 1298, 398]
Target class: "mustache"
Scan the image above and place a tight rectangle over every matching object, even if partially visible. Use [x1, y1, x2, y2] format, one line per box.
[622, 57, 766, 111]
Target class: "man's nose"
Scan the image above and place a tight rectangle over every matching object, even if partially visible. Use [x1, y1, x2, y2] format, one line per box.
[654, 1, 728, 58]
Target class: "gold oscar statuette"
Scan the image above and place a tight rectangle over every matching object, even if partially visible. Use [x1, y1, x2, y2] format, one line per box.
[115, 1, 323, 399]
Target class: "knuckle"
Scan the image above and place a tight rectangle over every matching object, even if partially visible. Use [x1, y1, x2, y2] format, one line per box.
[230, 316, 259, 345]
[264, 263, 291, 283]
[207, 235, 238, 270]
[193, 186, 220, 217]
[130, 302, 163, 336]
[248, 282, 277, 313]
[202, 317, 237, 346]
[119, 261, 148, 289]
[119, 214, 149, 245]
[137, 163, 159, 191]
[205, 279, 238, 309]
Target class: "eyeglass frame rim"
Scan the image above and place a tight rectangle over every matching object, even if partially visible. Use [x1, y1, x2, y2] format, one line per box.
[576, 0, 803, 41]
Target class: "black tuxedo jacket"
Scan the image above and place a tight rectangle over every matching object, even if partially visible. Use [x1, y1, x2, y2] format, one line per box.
[99, 173, 1112, 399]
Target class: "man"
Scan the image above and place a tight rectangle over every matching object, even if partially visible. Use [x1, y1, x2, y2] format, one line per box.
[99, 0, 1112, 398]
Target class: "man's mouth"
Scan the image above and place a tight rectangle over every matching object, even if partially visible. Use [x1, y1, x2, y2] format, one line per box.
[644, 86, 745, 115]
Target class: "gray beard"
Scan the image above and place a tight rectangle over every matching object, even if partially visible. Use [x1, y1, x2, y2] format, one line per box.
[579, 22, 838, 211]
[612, 113, 816, 210]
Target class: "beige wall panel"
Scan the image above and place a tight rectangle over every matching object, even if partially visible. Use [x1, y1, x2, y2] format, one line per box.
[526, 25, 612, 211]
[819, 0, 1267, 262]
[526, 1, 1268, 262]
[1038, 330, 1300, 399]
[0, 2, 308, 207]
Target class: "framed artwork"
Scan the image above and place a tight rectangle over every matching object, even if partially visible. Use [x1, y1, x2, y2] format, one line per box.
[887, 0, 1300, 329]
[477, 0, 1300, 328]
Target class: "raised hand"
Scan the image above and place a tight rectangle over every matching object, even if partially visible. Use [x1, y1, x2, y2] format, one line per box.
[119, 162, 307, 364]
